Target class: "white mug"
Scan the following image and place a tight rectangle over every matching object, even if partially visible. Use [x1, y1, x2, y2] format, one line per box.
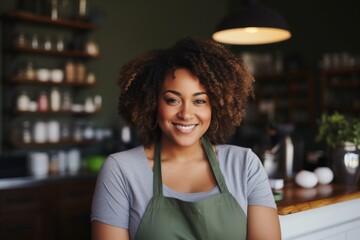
[27, 152, 49, 176]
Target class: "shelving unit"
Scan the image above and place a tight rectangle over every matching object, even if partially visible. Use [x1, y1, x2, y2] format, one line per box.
[321, 67, 360, 115]
[249, 70, 315, 125]
[1, 11, 101, 153]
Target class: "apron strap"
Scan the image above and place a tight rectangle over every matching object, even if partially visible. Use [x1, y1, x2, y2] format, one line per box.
[153, 141, 163, 196]
[201, 135, 229, 193]
[153, 135, 230, 196]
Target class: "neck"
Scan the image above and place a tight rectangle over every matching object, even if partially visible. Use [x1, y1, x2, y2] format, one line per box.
[159, 138, 205, 163]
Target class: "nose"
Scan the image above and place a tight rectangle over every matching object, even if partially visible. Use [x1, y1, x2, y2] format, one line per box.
[177, 103, 194, 120]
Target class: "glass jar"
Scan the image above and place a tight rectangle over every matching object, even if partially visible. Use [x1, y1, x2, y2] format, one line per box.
[22, 121, 32, 143]
[17, 91, 30, 111]
[50, 87, 61, 111]
[65, 60, 75, 83]
[33, 120, 47, 143]
[31, 33, 39, 49]
[76, 63, 86, 83]
[44, 35, 52, 50]
[14, 32, 26, 48]
[25, 60, 36, 80]
[61, 91, 72, 111]
[56, 35, 64, 51]
[48, 120, 60, 143]
[37, 91, 49, 112]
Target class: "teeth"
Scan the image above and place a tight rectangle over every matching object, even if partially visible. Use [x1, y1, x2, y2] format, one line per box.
[175, 124, 196, 132]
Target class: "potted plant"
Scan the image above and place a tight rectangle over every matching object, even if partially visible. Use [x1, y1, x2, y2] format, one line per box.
[316, 112, 360, 184]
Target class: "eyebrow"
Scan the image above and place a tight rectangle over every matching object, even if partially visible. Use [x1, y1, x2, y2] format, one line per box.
[163, 90, 208, 97]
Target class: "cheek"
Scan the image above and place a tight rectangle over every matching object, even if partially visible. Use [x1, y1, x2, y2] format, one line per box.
[157, 102, 173, 122]
[198, 108, 212, 123]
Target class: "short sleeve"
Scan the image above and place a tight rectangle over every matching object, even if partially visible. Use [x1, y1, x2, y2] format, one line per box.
[246, 151, 276, 209]
[91, 156, 130, 229]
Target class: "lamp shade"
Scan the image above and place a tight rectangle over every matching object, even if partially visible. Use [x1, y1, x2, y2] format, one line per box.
[212, 4, 291, 45]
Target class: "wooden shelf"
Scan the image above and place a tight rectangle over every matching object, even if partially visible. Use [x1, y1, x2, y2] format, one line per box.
[250, 70, 315, 124]
[11, 46, 99, 59]
[1, 10, 101, 155]
[255, 70, 313, 81]
[328, 82, 360, 89]
[11, 109, 101, 116]
[321, 68, 360, 116]
[322, 106, 360, 113]
[2, 11, 97, 30]
[321, 67, 360, 76]
[7, 77, 96, 87]
[11, 139, 99, 148]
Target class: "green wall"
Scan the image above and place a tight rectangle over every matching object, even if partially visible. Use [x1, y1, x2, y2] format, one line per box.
[1, 0, 360, 153]
[0, 0, 227, 152]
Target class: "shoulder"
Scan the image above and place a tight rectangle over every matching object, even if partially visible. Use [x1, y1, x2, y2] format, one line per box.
[216, 144, 263, 174]
[100, 145, 149, 178]
[216, 144, 259, 163]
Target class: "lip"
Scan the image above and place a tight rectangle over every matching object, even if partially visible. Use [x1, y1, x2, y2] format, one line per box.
[172, 123, 198, 133]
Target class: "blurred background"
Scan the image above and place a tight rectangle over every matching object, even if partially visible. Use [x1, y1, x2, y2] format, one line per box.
[0, 0, 359, 239]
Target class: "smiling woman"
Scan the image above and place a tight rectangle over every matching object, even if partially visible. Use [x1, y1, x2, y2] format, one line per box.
[157, 69, 212, 148]
[91, 38, 281, 240]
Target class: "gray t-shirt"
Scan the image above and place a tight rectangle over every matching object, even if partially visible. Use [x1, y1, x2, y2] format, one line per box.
[91, 144, 276, 239]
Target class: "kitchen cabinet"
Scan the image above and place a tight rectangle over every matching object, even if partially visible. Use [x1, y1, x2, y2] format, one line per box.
[277, 181, 360, 240]
[321, 67, 360, 115]
[0, 11, 101, 154]
[0, 187, 47, 240]
[0, 175, 96, 240]
[248, 70, 315, 125]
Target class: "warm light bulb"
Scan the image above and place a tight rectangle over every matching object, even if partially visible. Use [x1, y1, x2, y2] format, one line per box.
[244, 27, 258, 33]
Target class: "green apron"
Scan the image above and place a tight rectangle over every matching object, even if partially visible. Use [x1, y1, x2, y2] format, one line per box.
[135, 135, 247, 240]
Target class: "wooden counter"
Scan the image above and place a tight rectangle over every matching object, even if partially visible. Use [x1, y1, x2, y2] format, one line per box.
[276, 181, 360, 215]
[277, 182, 360, 239]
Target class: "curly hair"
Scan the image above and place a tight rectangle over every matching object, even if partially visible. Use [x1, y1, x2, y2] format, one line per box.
[118, 37, 254, 146]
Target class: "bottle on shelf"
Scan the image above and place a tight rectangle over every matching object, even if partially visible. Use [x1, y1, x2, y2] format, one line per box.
[56, 35, 64, 51]
[33, 120, 47, 143]
[14, 31, 26, 48]
[31, 33, 39, 49]
[22, 121, 32, 143]
[61, 91, 72, 111]
[65, 60, 76, 83]
[61, 122, 71, 141]
[38, 91, 49, 112]
[76, 62, 86, 83]
[25, 59, 36, 80]
[50, 87, 61, 111]
[73, 121, 83, 142]
[83, 121, 95, 140]
[84, 96, 95, 112]
[86, 72, 96, 84]
[49, 151, 59, 175]
[48, 120, 60, 143]
[44, 35, 52, 50]
[16, 91, 30, 111]
[94, 94, 102, 110]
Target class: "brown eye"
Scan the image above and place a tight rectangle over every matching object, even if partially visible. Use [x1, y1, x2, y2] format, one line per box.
[166, 98, 180, 104]
[194, 99, 206, 104]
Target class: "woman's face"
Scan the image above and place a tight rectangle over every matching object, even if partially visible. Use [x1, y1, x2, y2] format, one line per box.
[157, 68, 211, 148]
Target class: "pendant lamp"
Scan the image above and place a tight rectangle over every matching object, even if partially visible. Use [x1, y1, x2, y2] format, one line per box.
[212, 0, 291, 45]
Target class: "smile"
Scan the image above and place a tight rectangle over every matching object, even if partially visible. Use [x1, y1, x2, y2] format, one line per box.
[173, 124, 197, 133]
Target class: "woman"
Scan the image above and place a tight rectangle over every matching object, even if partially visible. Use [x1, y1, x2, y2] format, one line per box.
[91, 38, 281, 239]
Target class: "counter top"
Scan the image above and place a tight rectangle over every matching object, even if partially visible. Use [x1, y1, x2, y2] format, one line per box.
[276, 181, 360, 215]
[0, 171, 97, 190]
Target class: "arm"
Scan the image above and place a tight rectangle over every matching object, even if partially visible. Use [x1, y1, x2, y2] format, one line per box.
[92, 221, 130, 240]
[247, 205, 281, 240]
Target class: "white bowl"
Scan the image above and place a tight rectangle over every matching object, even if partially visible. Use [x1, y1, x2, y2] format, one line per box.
[37, 68, 50, 82]
[50, 69, 64, 83]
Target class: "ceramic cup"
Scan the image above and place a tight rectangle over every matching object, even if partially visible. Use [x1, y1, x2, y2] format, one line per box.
[27, 152, 49, 176]
[67, 149, 81, 173]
